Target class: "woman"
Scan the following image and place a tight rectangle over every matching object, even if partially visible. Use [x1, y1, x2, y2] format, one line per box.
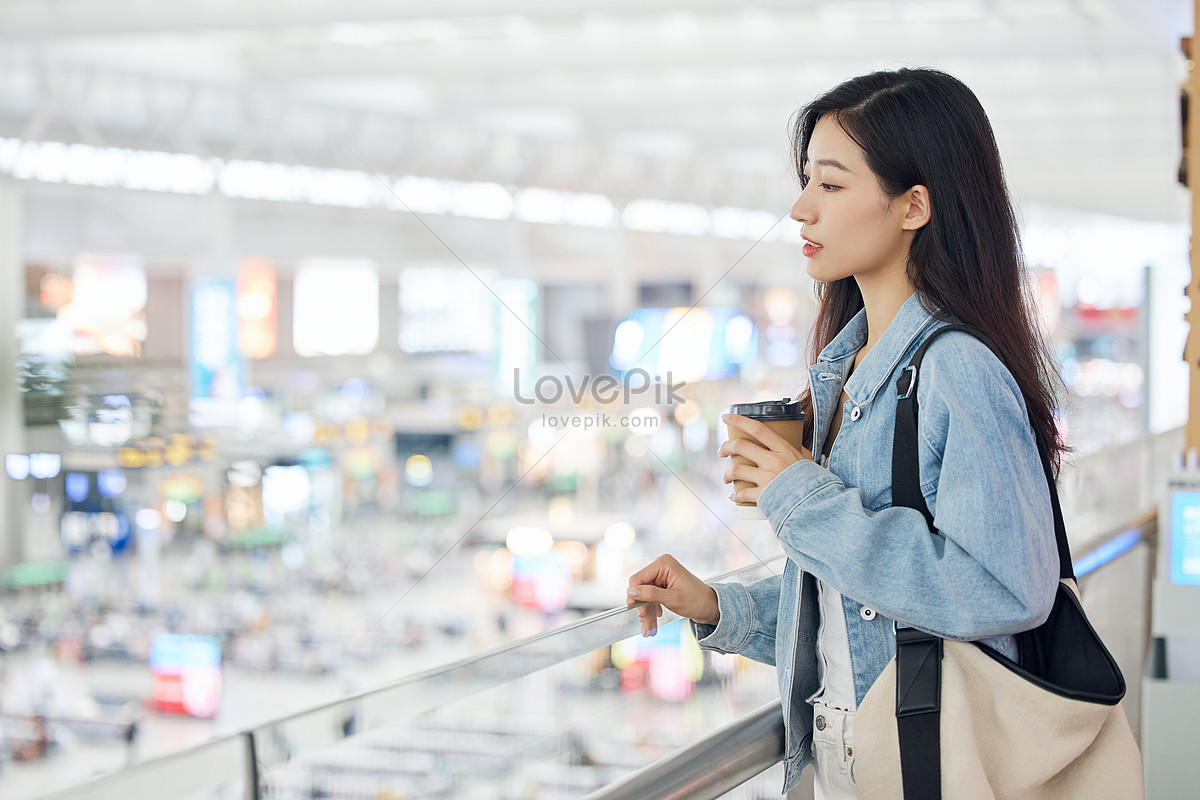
[625, 68, 1062, 798]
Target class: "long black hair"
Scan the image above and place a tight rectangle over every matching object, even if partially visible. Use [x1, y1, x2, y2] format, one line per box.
[790, 68, 1063, 468]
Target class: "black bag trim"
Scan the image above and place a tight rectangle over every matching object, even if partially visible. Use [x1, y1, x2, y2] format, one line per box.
[970, 583, 1125, 706]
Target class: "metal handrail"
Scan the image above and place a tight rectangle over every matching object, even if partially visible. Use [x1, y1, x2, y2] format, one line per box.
[584, 700, 785, 800]
[583, 511, 1160, 800]
[1073, 509, 1157, 578]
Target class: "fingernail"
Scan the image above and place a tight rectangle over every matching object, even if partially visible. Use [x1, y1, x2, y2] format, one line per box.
[627, 587, 639, 598]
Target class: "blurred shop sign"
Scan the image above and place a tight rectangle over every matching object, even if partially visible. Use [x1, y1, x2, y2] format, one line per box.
[294, 260, 379, 357]
[59, 393, 156, 447]
[117, 433, 217, 469]
[610, 306, 756, 383]
[60, 511, 131, 554]
[189, 277, 244, 426]
[312, 416, 395, 446]
[0, 560, 68, 589]
[225, 484, 264, 532]
[399, 266, 499, 354]
[161, 471, 205, 504]
[226, 460, 262, 487]
[15, 314, 72, 426]
[5, 452, 61, 480]
[297, 448, 332, 470]
[57, 255, 148, 357]
[1076, 305, 1139, 325]
[149, 633, 222, 718]
[237, 259, 277, 359]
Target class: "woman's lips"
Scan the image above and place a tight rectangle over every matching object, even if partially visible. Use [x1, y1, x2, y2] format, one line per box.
[802, 242, 823, 257]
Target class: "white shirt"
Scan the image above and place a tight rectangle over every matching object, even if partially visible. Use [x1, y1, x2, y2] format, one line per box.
[811, 578, 858, 711]
[810, 453, 858, 712]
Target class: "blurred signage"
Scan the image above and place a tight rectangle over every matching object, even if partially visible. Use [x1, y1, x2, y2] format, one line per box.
[237, 259, 277, 358]
[294, 260, 379, 357]
[190, 277, 244, 425]
[149, 633, 222, 718]
[297, 448, 333, 470]
[161, 471, 205, 504]
[493, 278, 538, 397]
[262, 464, 310, 525]
[399, 266, 498, 354]
[225, 484, 264, 532]
[313, 416, 394, 446]
[1, 561, 68, 588]
[226, 460, 263, 487]
[58, 393, 157, 447]
[39, 270, 73, 311]
[5, 453, 61, 480]
[118, 433, 218, 469]
[1171, 491, 1200, 586]
[610, 307, 756, 382]
[60, 511, 132, 554]
[344, 446, 380, 480]
[58, 255, 147, 357]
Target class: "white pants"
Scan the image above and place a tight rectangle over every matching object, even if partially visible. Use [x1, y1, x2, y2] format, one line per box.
[812, 701, 857, 800]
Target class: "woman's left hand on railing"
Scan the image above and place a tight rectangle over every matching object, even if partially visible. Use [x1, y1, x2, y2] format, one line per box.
[627, 554, 720, 637]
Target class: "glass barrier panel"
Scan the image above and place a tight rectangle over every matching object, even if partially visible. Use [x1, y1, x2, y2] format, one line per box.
[250, 555, 785, 774]
[1077, 539, 1155, 741]
[21, 556, 786, 799]
[258, 618, 780, 799]
[1059, 427, 1180, 547]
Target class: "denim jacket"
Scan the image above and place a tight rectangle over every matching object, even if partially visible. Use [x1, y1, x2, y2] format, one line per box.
[690, 293, 1058, 793]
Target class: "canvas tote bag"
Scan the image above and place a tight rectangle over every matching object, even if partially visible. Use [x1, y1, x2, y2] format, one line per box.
[855, 325, 1143, 800]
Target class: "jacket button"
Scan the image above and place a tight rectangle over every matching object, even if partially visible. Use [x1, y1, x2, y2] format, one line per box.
[860, 606, 876, 620]
[815, 715, 826, 731]
[849, 406, 862, 421]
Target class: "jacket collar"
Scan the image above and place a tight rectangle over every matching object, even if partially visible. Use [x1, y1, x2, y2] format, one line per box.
[813, 292, 942, 407]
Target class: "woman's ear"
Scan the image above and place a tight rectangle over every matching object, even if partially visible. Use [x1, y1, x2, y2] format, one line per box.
[901, 185, 931, 231]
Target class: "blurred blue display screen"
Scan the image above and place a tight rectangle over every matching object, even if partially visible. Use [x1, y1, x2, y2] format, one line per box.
[150, 633, 222, 670]
[1170, 491, 1200, 586]
[609, 307, 756, 380]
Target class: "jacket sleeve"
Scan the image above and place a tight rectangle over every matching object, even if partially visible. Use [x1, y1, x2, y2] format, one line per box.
[756, 335, 1058, 640]
[689, 572, 781, 666]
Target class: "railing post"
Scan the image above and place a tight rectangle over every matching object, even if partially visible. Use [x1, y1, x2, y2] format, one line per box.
[1187, 22, 1200, 450]
[244, 731, 260, 800]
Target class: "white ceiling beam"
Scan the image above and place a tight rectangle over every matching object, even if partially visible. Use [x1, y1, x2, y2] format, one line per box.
[8, 0, 1156, 43]
[0, 0, 825, 39]
[235, 15, 1162, 82]
[380, 64, 1169, 119]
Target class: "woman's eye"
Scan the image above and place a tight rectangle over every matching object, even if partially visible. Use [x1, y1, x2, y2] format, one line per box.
[820, 183, 838, 192]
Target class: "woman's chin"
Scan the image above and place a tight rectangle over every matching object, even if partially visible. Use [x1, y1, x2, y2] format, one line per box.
[804, 262, 845, 284]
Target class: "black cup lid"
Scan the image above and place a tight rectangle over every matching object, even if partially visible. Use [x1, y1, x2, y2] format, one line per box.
[729, 397, 806, 420]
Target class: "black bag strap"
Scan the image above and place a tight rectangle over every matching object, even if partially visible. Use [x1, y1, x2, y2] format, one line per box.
[892, 323, 1074, 582]
[891, 323, 1072, 800]
[895, 627, 942, 800]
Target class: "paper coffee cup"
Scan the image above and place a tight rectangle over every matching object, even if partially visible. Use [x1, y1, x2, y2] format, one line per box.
[728, 397, 808, 519]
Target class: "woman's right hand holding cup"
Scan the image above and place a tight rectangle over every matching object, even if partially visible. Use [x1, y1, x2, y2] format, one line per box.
[626, 554, 719, 637]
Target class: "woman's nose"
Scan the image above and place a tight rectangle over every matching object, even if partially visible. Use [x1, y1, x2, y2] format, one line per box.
[790, 193, 810, 224]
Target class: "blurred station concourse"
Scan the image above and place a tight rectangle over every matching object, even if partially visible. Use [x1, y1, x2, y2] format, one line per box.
[0, 1, 1196, 797]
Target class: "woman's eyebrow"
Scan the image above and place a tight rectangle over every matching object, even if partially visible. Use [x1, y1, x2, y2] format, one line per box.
[812, 157, 853, 174]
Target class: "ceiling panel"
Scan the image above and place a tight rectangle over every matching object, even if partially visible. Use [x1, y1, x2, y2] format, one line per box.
[0, 0, 1190, 220]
